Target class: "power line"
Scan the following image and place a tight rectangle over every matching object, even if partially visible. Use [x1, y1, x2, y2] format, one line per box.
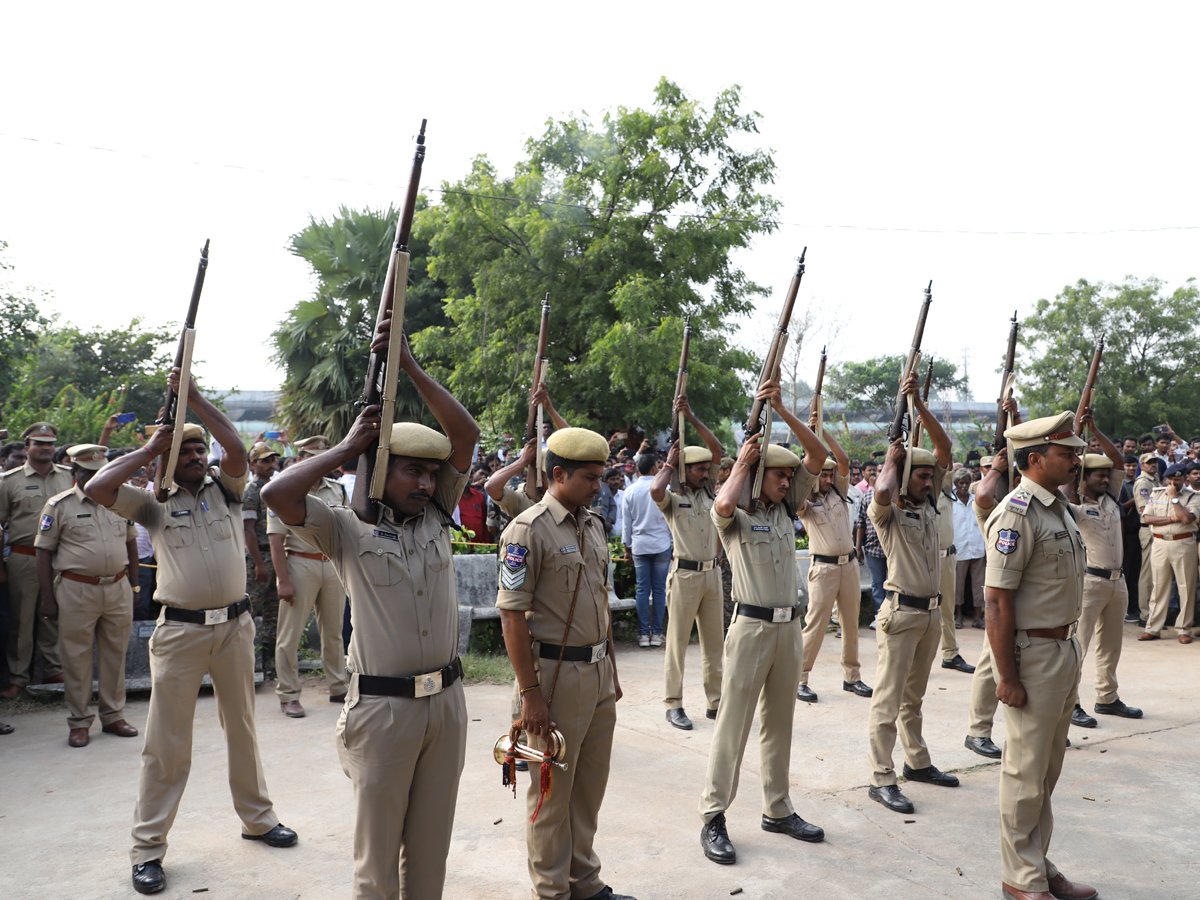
[4, 130, 1199, 237]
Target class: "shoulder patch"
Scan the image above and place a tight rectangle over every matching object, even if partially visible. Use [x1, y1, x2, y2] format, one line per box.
[995, 528, 1020, 555]
[39, 513, 53, 530]
[500, 542, 528, 591]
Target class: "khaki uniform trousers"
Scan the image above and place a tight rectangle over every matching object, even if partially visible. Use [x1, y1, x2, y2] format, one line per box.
[5, 552, 62, 685]
[337, 677, 467, 900]
[867, 601, 940, 786]
[1147, 535, 1198, 636]
[56, 576, 132, 729]
[1078, 574, 1127, 705]
[663, 566, 723, 712]
[1136, 527, 1153, 618]
[130, 610, 278, 865]
[938, 551, 961, 661]
[967, 637, 999, 739]
[800, 560, 861, 685]
[275, 555, 348, 702]
[699, 614, 803, 823]
[525, 655, 616, 900]
[999, 636, 1080, 892]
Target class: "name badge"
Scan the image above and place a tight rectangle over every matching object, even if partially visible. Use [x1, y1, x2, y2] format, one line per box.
[76, 513, 92, 519]
[25, 485, 39, 490]
[751, 525, 770, 533]
[414, 670, 443, 697]
[171, 510, 191, 518]
[204, 608, 230, 625]
[373, 529, 399, 541]
[905, 512, 920, 520]
[679, 503, 692, 508]
[589, 641, 608, 664]
[1054, 531, 1069, 539]
[1086, 509, 1099, 517]
[811, 500, 823, 507]
[558, 544, 578, 554]
[772, 607, 793, 623]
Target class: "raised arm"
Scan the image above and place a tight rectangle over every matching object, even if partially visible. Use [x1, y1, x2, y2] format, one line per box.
[650, 442, 678, 503]
[908, 374, 950, 468]
[761, 380, 827, 475]
[810, 409, 848, 476]
[1081, 410, 1122, 470]
[532, 384, 569, 431]
[168, 367, 246, 480]
[679, 394, 723, 461]
[873, 440, 907, 507]
[85, 424, 175, 508]
[485, 439, 537, 502]
[713, 435, 761, 519]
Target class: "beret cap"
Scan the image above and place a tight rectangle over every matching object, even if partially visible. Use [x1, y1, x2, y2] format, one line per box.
[178, 424, 206, 444]
[546, 428, 609, 463]
[763, 444, 801, 469]
[910, 447, 937, 467]
[1083, 453, 1114, 470]
[388, 422, 451, 460]
[1165, 462, 1188, 477]
[683, 446, 713, 465]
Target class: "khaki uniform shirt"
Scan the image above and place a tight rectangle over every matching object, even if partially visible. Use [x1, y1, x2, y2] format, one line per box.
[712, 465, 817, 607]
[937, 488, 955, 552]
[655, 475, 719, 563]
[496, 483, 536, 519]
[0, 462, 74, 546]
[1142, 485, 1200, 537]
[796, 472, 854, 557]
[109, 466, 248, 610]
[868, 464, 947, 598]
[984, 479, 1084, 630]
[495, 493, 611, 646]
[1132, 474, 1156, 517]
[290, 464, 467, 678]
[1069, 470, 1125, 570]
[34, 486, 138, 576]
[267, 477, 346, 554]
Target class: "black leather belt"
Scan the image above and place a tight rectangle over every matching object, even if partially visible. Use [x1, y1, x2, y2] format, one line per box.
[164, 597, 250, 625]
[891, 591, 941, 610]
[939, 544, 957, 558]
[1085, 566, 1122, 581]
[1139, 523, 1150, 529]
[813, 553, 855, 565]
[676, 557, 719, 571]
[538, 639, 609, 664]
[359, 658, 464, 698]
[735, 602, 801, 624]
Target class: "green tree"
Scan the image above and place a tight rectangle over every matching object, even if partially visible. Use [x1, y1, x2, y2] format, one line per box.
[410, 78, 778, 440]
[271, 203, 448, 439]
[0, 240, 52, 411]
[825, 355, 965, 430]
[1019, 276, 1200, 436]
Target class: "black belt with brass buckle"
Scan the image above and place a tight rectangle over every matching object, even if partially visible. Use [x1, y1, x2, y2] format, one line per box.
[359, 658, 464, 698]
[735, 602, 800, 624]
[676, 557, 718, 571]
[892, 591, 941, 610]
[813, 552, 855, 565]
[163, 597, 250, 625]
[538, 639, 610, 664]
[1085, 566, 1122, 580]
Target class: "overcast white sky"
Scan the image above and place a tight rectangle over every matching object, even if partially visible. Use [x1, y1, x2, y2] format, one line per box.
[3, 2, 1197, 404]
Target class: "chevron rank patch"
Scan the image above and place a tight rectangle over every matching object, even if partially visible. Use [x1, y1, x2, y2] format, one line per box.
[500, 543, 529, 591]
[40, 514, 53, 530]
[995, 528, 1020, 555]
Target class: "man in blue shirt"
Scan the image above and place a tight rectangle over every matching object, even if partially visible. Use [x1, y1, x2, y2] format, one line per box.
[622, 453, 673, 646]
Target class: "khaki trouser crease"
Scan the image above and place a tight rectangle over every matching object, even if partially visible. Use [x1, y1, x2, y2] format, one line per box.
[800, 560, 862, 685]
[663, 566, 723, 711]
[276, 555, 348, 702]
[57, 576, 132, 729]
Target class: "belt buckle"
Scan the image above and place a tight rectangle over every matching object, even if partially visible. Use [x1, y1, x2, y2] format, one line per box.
[1110, 570, 1121, 581]
[589, 641, 608, 664]
[772, 607, 791, 624]
[927, 597, 938, 611]
[414, 670, 444, 698]
[204, 608, 229, 626]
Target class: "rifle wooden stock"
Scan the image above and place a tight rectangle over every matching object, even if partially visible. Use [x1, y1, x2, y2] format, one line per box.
[811, 346, 827, 444]
[524, 294, 551, 492]
[153, 239, 209, 502]
[739, 250, 806, 513]
[669, 316, 692, 493]
[887, 281, 933, 446]
[994, 311, 1019, 452]
[351, 120, 427, 524]
[1075, 336, 1105, 433]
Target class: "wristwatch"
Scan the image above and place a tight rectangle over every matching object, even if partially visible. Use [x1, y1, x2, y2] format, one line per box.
[1171, 498, 1181, 505]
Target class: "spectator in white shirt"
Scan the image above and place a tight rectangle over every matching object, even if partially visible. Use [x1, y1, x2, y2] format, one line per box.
[950, 468, 987, 628]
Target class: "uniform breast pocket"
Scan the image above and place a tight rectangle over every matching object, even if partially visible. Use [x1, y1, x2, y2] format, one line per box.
[205, 510, 232, 542]
[425, 537, 451, 572]
[555, 551, 583, 592]
[164, 519, 195, 548]
[1040, 538, 1074, 578]
[746, 534, 773, 565]
[358, 544, 403, 586]
[898, 516, 925, 545]
[64, 519, 98, 541]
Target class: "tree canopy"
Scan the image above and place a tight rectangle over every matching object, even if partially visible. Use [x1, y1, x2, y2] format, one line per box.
[825, 355, 965, 429]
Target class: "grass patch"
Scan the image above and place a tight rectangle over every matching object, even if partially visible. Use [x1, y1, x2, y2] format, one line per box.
[462, 652, 515, 685]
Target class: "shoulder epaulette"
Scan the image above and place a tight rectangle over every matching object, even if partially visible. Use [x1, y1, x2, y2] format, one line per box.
[1004, 488, 1031, 516]
[47, 488, 74, 506]
[54, 464, 72, 473]
[511, 502, 551, 527]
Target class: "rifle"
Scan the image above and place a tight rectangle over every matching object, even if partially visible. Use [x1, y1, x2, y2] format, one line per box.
[524, 294, 551, 492]
[887, 281, 933, 445]
[810, 346, 827, 445]
[152, 239, 209, 502]
[910, 357, 935, 448]
[1074, 334, 1105, 489]
[739, 249, 806, 513]
[994, 311, 1018, 452]
[668, 315, 692, 493]
[350, 120, 427, 524]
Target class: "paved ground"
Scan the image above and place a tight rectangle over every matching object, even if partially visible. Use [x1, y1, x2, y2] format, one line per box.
[1, 622, 1196, 899]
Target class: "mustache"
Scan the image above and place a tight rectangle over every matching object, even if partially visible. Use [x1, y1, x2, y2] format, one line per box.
[408, 491, 431, 502]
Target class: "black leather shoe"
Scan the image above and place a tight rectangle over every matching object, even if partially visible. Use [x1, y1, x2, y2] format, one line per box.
[242, 823, 298, 848]
[666, 708, 693, 730]
[1094, 699, 1143, 719]
[515, 760, 529, 772]
[941, 654, 976, 674]
[868, 784, 914, 814]
[903, 763, 959, 787]
[761, 813, 824, 843]
[132, 860, 165, 894]
[796, 685, 818, 703]
[843, 680, 873, 697]
[964, 735, 1001, 759]
[701, 812, 736, 864]
[1070, 704, 1097, 728]
[1123, 613, 1140, 624]
[706, 707, 717, 720]
[580, 887, 638, 900]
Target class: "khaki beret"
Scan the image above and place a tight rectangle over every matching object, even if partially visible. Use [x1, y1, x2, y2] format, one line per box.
[1006, 412, 1087, 451]
[21, 422, 58, 442]
[178, 423, 206, 444]
[388, 422, 451, 460]
[763, 444, 800, 469]
[546, 428, 609, 463]
[820, 456, 837, 471]
[249, 442, 280, 462]
[1083, 453, 1114, 470]
[294, 435, 330, 455]
[979, 456, 994, 467]
[67, 444, 108, 470]
[683, 446, 713, 465]
[910, 447, 937, 467]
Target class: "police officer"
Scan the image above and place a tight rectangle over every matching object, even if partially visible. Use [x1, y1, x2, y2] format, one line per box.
[1065, 417, 1143, 727]
[85, 372, 297, 896]
[0, 422, 73, 698]
[795, 414, 871, 703]
[243, 442, 280, 676]
[267, 435, 348, 717]
[496, 427, 636, 900]
[1139, 461, 1200, 643]
[649, 395, 724, 729]
[35, 444, 139, 747]
[983, 412, 1096, 900]
[865, 376, 958, 815]
[699, 380, 828, 865]
[1131, 452, 1159, 625]
[261, 318, 477, 900]
[937, 471, 975, 675]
